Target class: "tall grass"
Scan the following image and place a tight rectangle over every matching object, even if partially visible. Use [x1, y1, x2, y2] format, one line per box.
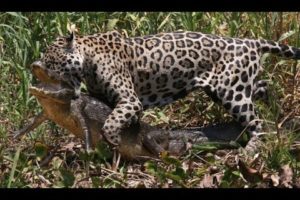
[0, 12, 299, 188]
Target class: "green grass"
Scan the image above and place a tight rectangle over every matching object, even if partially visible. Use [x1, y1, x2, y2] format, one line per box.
[0, 12, 300, 188]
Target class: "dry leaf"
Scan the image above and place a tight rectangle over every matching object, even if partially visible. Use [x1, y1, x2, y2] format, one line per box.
[62, 142, 75, 151]
[199, 174, 216, 188]
[280, 164, 293, 188]
[271, 174, 280, 187]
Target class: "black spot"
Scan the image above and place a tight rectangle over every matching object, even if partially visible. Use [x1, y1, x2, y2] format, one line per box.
[150, 49, 163, 61]
[116, 109, 123, 114]
[186, 39, 193, 47]
[279, 44, 289, 51]
[250, 51, 257, 61]
[271, 48, 280, 54]
[232, 105, 240, 114]
[175, 50, 187, 58]
[163, 55, 175, 69]
[235, 60, 241, 68]
[201, 49, 210, 58]
[224, 78, 230, 86]
[125, 113, 131, 119]
[179, 58, 194, 68]
[224, 102, 231, 110]
[211, 49, 221, 62]
[145, 38, 160, 50]
[245, 85, 252, 98]
[171, 67, 182, 79]
[129, 97, 136, 102]
[226, 90, 234, 101]
[231, 76, 239, 87]
[194, 41, 201, 50]
[241, 71, 248, 82]
[148, 94, 157, 102]
[261, 46, 269, 52]
[249, 66, 253, 77]
[242, 46, 249, 53]
[188, 49, 199, 59]
[239, 115, 246, 123]
[162, 41, 175, 52]
[176, 40, 185, 48]
[216, 40, 226, 50]
[235, 94, 243, 101]
[241, 104, 248, 112]
[135, 46, 145, 57]
[236, 85, 244, 92]
[227, 45, 234, 51]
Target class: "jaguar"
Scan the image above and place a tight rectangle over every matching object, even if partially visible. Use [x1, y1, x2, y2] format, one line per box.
[31, 30, 300, 148]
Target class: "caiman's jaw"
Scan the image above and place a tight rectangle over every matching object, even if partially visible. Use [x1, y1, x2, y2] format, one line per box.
[29, 61, 75, 102]
[30, 61, 74, 88]
[31, 61, 61, 85]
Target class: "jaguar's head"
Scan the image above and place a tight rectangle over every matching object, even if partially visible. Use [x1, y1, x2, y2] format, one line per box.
[31, 31, 84, 92]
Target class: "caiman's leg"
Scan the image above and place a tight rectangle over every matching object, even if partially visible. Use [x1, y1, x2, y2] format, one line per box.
[70, 97, 92, 152]
[13, 112, 48, 139]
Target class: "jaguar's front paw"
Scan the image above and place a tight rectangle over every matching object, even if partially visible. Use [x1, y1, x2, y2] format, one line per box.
[102, 130, 121, 147]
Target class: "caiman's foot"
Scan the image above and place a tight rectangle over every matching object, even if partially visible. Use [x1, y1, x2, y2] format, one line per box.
[13, 112, 47, 139]
[142, 133, 166, 156]
[241, 136, 263, 156]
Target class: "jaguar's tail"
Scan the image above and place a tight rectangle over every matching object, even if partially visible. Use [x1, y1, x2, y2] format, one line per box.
[257, 39, 300, 59]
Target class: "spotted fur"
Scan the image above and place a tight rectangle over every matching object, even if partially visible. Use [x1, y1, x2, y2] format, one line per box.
[35, 30, 300, 146]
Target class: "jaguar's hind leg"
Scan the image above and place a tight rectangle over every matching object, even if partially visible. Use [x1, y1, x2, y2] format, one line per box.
[253, 80, 269, 103]
[219, 84, 263, 137]
[219, 83, 265, 153]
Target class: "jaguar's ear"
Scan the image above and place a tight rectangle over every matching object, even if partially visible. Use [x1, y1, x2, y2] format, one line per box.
[66, 31, 76, 49]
